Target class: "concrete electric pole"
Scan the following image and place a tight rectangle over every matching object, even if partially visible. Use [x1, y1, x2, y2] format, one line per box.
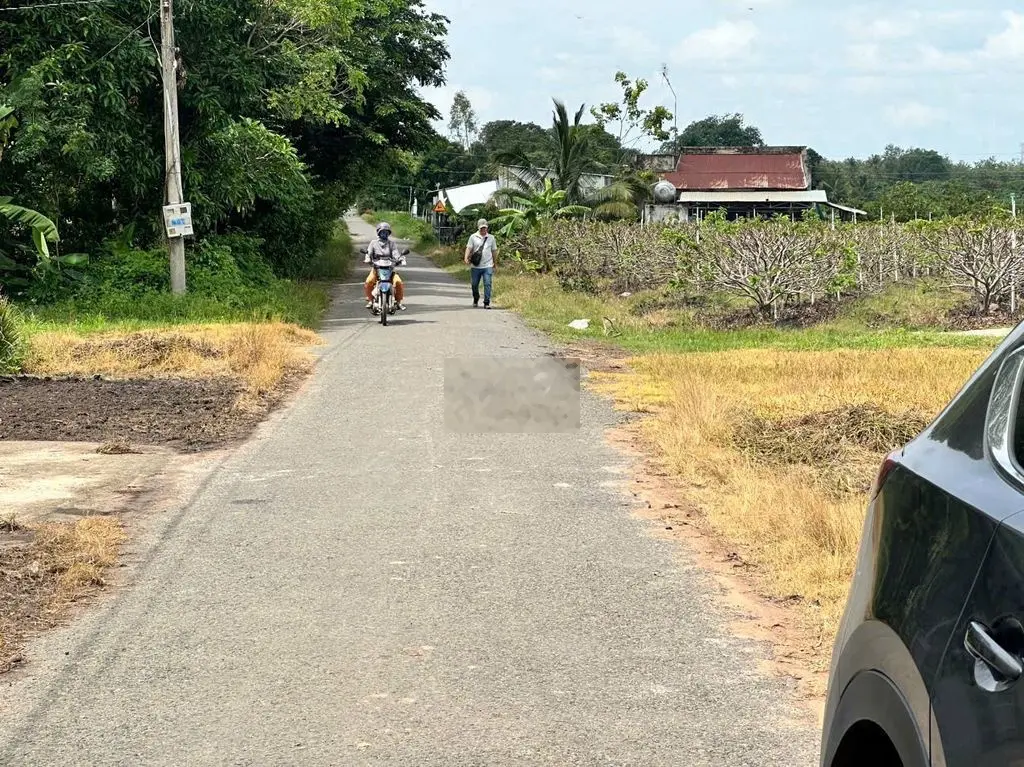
[160, 0, 188, 294]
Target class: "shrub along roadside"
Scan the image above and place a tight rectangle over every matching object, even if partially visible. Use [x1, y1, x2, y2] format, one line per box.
[0, 294, 25, 372]
[363, 210, 438, 251]
[19, 221, 353, 334]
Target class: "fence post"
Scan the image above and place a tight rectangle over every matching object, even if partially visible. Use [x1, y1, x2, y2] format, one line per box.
[1012, 194, 1018, 316]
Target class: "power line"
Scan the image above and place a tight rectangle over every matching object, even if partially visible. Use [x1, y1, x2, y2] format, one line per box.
[0, 0, 110, 10]
[92, 11, 156, 64]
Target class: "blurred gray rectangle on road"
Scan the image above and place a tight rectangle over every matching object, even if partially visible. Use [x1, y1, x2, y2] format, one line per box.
[444, 356, 581, 433]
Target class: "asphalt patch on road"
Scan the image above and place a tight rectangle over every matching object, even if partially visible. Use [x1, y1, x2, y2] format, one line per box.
[0, 376, 271, 452]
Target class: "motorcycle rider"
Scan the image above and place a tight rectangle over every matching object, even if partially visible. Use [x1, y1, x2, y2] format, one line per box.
[364, 221, 406, 311]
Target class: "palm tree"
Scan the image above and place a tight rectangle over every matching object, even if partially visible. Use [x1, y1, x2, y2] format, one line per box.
[493, 100, 600, 207]
[489, 178, 590, 237]
[492, 99, 651, 223]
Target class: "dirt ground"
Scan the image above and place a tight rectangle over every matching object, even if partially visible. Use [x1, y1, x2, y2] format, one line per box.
[0, 375, 280, 452]
[0, 371, 304, 674]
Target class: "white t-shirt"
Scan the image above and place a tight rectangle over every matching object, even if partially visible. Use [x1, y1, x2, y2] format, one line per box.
[467, 232, 496, 268]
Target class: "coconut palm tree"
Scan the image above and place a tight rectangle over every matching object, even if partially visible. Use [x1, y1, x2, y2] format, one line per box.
[492, 99, 650, 223]
[493, 100, 599, 207]
[489, 178, 590, 237]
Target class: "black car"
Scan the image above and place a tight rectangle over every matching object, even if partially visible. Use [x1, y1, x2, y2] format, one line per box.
[822, 325, 1024, 767]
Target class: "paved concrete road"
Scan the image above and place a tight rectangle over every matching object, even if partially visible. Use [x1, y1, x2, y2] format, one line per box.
[0, 217, 819, 766]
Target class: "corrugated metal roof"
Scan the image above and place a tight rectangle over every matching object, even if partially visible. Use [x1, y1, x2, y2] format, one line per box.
[663, 148, 810, 191]
[676, 190, 827, 203]
[823, 201, 868, 216]
[441, 180, 498, 213]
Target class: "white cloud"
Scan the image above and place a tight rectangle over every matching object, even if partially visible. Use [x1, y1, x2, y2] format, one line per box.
[537, 66, 567, 82]
[782, 74, 816, 94]
[845, 10, 1024, 76]
[847, 15, 921, 41]
[886, 102, 945, 128]
[982, 11, 1024, 59]
[916, 44, 976, 72]
[846, 42, 884, 70]
[672, 20, 758, 64]
[609, 26, 656, 54]
[845, 74, 886, 94]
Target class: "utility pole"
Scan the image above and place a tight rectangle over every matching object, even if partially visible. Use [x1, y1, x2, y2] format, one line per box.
[160, 0, 187, 294]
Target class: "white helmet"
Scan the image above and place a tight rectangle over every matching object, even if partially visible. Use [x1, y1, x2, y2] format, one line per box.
[376, 222, 391, 234]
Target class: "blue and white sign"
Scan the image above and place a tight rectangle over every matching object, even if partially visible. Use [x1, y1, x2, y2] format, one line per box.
[162, 202, 194, 238]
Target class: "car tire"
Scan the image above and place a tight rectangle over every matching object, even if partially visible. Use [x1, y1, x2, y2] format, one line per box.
[823, 671, 927, 767]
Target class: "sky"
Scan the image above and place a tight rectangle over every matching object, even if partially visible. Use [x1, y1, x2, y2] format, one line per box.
[418, 0, 1024, 163]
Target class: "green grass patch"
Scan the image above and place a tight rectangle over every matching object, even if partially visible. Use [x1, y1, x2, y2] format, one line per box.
[826, 278, 970, 332]
[23, 281, 331, 334]
[299, 221, 353, 281]
[0, 295, 26, 373]
[363, 210, 438, 250]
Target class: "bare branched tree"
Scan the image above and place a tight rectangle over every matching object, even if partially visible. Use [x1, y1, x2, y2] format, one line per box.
[920, 218, 1024, 314]
[685, 214, 839, 318]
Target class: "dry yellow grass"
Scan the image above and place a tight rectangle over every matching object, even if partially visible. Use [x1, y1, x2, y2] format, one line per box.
[24, 322, 321, 404]
[34, 516, 128, 601]
[1, 516, 127, 667]
[589, 347, 991, 648]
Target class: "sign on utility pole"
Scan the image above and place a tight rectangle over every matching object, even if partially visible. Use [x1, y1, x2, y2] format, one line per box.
[160, 0, 187, 294]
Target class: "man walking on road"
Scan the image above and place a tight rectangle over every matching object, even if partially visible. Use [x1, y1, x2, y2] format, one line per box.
[464, 218, 498, 308]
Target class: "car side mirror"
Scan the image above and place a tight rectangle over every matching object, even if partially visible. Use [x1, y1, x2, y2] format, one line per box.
[402, 248, 410, 255]
[987, 347, 1024, 479]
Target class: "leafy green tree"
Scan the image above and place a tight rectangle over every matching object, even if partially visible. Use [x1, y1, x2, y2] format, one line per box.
[591, 71, 673, 149]
[661, 113, 765, 151]
[0, 0, 449, 286]
[495, 100, 602, 206]
[475, 120, 549, 168]
[448, 90, 477, 149]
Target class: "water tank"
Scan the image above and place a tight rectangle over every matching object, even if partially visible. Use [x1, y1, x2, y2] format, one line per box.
[652, 179, 677, 204]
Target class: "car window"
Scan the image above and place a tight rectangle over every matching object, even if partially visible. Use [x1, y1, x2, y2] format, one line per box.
[1013, 391, 1024, 469]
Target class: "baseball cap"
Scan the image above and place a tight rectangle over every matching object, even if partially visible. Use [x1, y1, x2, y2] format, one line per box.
[477, 219, 488, 229]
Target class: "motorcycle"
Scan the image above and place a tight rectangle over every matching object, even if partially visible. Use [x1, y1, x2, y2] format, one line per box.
[359, 246, 410, 326]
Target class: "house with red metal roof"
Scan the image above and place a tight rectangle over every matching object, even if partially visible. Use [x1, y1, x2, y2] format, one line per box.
[641, 146, 866, 223]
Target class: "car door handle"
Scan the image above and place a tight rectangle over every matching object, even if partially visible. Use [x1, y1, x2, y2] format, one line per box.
[965, 621, 1024, 682]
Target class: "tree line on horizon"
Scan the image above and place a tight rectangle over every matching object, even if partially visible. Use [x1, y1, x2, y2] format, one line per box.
[362, 93, 1024, 224]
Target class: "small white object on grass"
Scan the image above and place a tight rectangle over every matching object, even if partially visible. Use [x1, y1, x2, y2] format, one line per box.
[568, 319, 590, 330]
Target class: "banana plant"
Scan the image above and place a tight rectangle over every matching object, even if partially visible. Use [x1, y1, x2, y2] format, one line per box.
[0, 105, 87, 289]
[0, 197, 59, 260]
